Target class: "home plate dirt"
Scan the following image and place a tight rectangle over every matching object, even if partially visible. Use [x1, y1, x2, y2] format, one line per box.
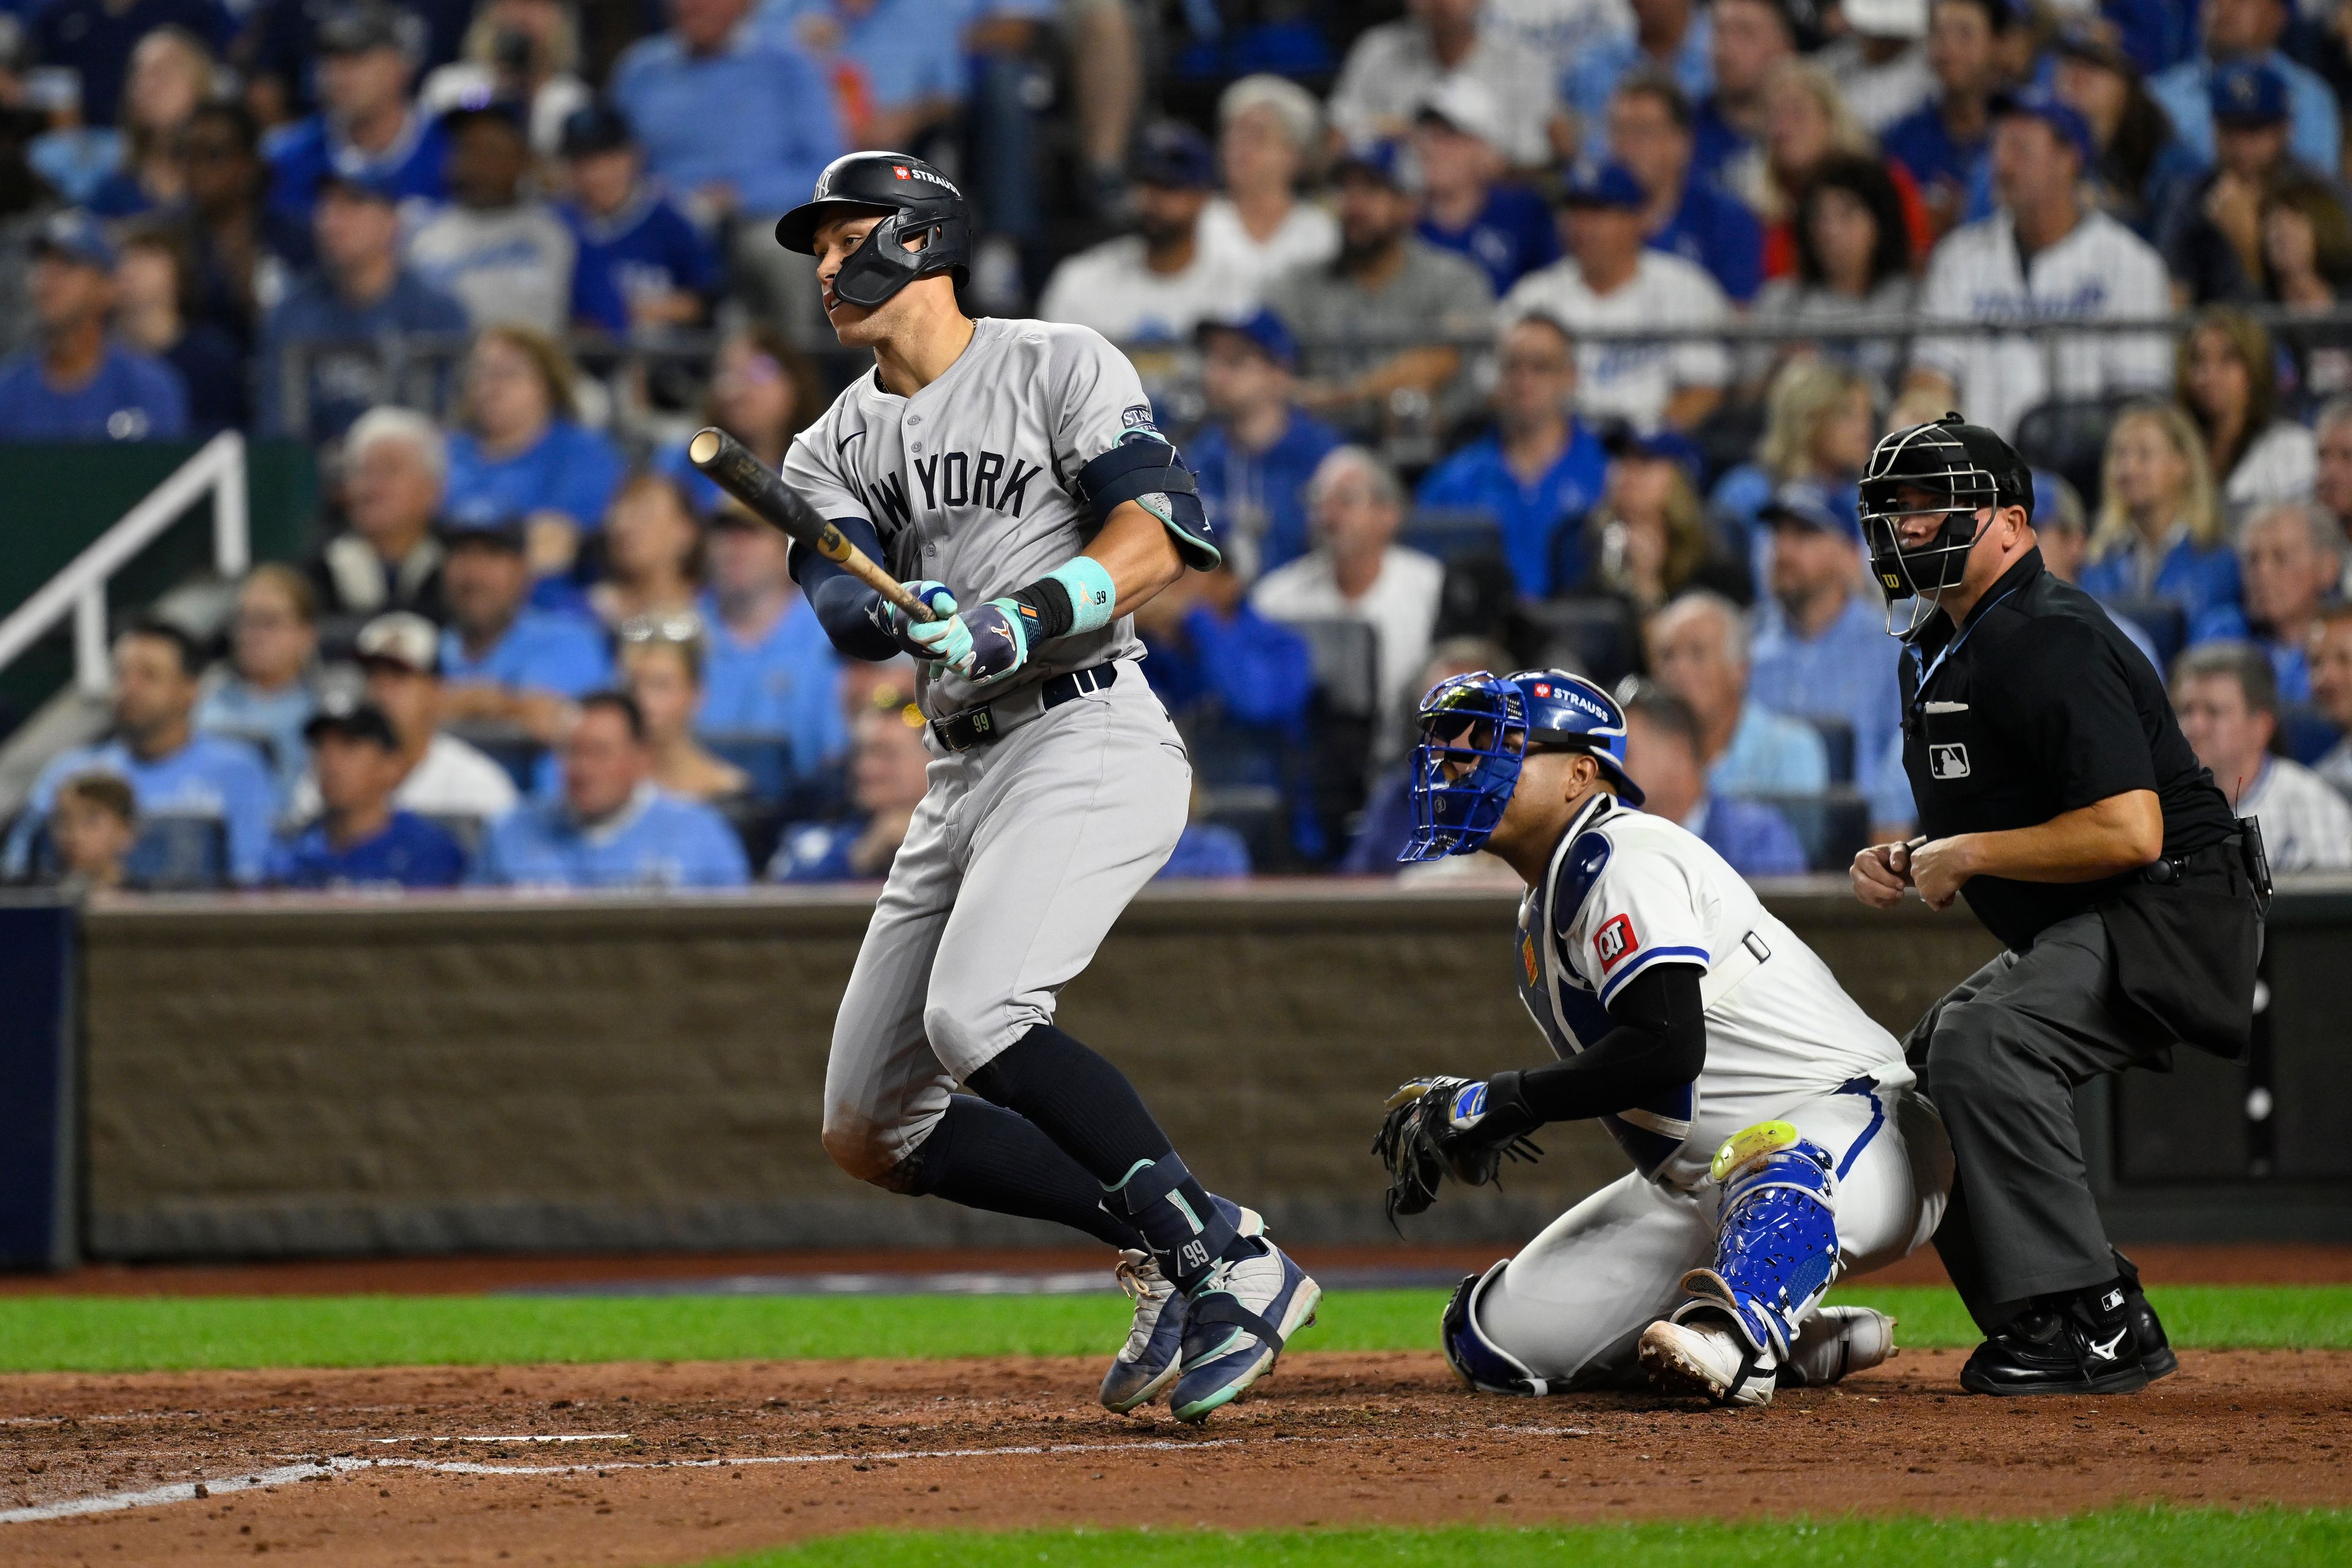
[0, 1351, 2345, 1565]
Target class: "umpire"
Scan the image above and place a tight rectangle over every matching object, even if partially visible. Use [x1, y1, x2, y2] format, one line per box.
[1849, 416, 2267, 1396]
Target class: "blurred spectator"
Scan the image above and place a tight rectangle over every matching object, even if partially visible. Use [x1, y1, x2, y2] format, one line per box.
[2053, 26, 2203, 238]
[307, 407, 449, 624]
[1338, 635, 1513, 873]
[617, 618, 748, 802]
[0, 211, 187, 440]
[86, 26, 219, 218]
[265, 701, 467, 888]
[1197, 74, 1339, 297]
[656, 325, 821, 516]
[2320, 399, 2352, 573]
[1268, 143, 1496, 439]
[2191, 501, 2342, 701]
[1882, 0, 2009, 236]
[477, 691, 750, 888]
[2312, 604, 2352, 794]
[2158, 62, 2311, 305]
[443, 325, 625, 582]
[238, 0, 473, 127]
[1502, 164, 1728, 434]
[418, 0, 592, 156]
[1564, 427, 1751, 610]
[555, 104, 714, 339]
[2080, 402, 2244, 626]
[2261, 176, 2352, 398]
[1156, 794, 1254, 880]
[1038, 122, 1250, 343]
[609, 0, 842, 228]
[1733, 61, 1932, 283]
[5, 620, 274, 883]
[2032, 467, 2165, 671]
[405, 102, 573, 336]
[167, 102, 311, 349]
[771, 697, 927, 881]
[698, 506, 847, 774]
[1187, 309, 1343, 581]
[1692, 0, 1796, 181]
[256, 170, 468, 437]
[112, 221, 244, 434]
[1333, 0, 1565, 169]
[1645, 590, 1829, 796]
[439, 521, 612, 744]
[195, 564, 322, 802]
[26, 0, 229, 129]
[1740, 155, 1918, 395]
[1748, 481, 1902, 805]
[1907, 92, 2171, 439]
[2178, 308, 2317, 512]
[265, 5, 451, 228]
[769, 0, 963, 152]
[592, 473, 703, 631]
[1411, 77, 1558, 296]
[2172, 640, 2352, 867]
[1608, 71, 1763, 302]
[1819, 0, 1936, 135]
[1415, 313, 1608, 596]
[1252, 447, 1444, 751]
[1622, 683, 1807, 874]
[45, 772, 136, 892]
[2150, 0, 2342, 176]
[1713, 360, 1875, 551]
[1132, 560, 1314, 731]
[1565, 0, 1712, 155]
[290, 611, 519, 821]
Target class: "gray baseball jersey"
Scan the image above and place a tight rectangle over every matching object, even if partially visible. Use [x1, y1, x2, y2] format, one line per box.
[783, 317, 1168, 718]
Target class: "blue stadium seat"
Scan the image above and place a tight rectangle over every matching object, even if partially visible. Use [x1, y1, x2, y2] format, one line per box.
[1401, 507, 1506, 565]
[1744, 789, 1869, 873]
[1801, 715, 1856, 786]
[703, 733, 797, 805]
[2105, 598, 2187, 673]
[124, 813, 229, 890]
[2278, 705, 2343, 767]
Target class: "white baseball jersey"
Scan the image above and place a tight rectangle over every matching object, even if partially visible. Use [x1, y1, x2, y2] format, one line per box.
[1501, 252, 1731, 433]
[1912, 208, 2171, 440]
[783, 317, 1199, 718]
[1515, 793, 1913, 1189]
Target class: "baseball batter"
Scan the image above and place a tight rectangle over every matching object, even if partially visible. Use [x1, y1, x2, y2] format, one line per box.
[772, 152, 1318, 1423]
[1373, 671, 1953, 1404]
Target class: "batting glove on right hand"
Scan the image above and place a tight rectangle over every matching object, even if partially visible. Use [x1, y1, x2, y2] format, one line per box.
[865, 581, 970, 665]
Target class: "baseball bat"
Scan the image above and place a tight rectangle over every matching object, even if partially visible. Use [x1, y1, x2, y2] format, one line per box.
[685, 426, 936, 623]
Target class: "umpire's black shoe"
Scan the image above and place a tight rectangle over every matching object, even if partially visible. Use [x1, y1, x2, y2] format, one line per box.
[2113, 1249, 2177, 1380]
[1959, 1283, 2150, 1396]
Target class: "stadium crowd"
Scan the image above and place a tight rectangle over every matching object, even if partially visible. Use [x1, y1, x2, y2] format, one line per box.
[3, 0, 2352, 891]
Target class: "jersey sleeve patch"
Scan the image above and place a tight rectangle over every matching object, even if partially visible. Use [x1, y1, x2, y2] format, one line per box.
[1593, 913, 1638, 971]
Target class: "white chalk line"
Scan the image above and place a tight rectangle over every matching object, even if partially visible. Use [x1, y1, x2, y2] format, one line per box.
[370, 1433, 633, 1444]
[0, 1431, 1379, 1526]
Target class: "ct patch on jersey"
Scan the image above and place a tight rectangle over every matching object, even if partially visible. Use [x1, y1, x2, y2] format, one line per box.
[1929, 743, 1970, 780]
[1593, 913, 1638, 971]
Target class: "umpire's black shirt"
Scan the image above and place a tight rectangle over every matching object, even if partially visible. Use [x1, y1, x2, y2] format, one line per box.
[1900, 548, 2237, 952]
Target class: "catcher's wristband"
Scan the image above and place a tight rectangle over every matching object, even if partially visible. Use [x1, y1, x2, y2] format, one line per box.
[1477, 1070, 1543, 1144]
[1007, 556, 1117, 641]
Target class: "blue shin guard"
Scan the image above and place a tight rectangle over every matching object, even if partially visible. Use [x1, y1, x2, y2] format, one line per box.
[1673, 1121, 1841, 1373]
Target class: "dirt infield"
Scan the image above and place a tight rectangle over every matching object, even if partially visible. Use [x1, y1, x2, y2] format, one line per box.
[2, 1349, 2346, 1565]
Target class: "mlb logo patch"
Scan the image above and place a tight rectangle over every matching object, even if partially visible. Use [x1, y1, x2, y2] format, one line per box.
[1929, 744, 1970, 780]
[1593, 914, 1637, 970]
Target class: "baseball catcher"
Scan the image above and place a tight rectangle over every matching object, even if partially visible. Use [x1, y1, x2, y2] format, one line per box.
[1376, 669, 1955, 1405]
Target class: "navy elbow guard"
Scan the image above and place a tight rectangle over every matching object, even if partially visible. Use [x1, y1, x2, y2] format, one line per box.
[1072, 438, 1219, 570]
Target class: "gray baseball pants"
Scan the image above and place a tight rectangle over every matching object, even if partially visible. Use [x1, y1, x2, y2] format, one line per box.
[820, 663, 1189, 1186]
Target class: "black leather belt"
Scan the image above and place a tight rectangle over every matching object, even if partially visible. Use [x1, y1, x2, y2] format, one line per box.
[2138, 838, 2237, 886]
[930, 661, 1118, 753]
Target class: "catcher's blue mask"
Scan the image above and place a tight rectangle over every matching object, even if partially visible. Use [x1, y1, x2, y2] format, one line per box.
[1401, 669, 1646, 862]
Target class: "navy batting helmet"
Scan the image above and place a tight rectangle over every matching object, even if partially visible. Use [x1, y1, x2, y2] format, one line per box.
[774, 151, 971, 309]
[1403, 669, 1643, 862]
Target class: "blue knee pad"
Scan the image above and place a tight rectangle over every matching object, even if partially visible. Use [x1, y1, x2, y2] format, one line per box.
[1675, 1122, 1841, 1363]
[1441, 1261, 1551, 1396]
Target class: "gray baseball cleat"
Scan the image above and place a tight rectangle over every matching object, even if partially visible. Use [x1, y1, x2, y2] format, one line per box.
[1098, 1199, 1263, 1414]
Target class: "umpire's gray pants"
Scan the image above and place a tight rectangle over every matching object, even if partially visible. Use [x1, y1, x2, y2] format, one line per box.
[820, 663, 1189, 1186]
[1904, 908, 2164, 1329]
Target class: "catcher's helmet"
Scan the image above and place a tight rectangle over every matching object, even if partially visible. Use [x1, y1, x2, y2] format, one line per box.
[1859, 414, 2032, 636]
[1402, 669, 1643, 862]
[774, 151, 971, 309]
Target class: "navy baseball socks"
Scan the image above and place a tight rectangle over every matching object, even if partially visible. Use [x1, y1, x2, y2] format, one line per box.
[899, 1095, 1148, 1252]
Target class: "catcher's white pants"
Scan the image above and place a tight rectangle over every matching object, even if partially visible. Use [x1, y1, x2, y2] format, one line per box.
[1473, 1082, 1952, 1389]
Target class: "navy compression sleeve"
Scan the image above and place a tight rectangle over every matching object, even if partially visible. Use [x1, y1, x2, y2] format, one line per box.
[1487, 963, 1708, 1129]
[790, 517, 900, 662]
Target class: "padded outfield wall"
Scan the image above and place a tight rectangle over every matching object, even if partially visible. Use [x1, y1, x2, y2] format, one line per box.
[66, 880, 2352, 1261]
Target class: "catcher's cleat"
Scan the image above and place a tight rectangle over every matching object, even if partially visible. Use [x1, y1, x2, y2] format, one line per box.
[1780, 1305, 1899, 1387]
[1640, 1317, 1777, 1407]
[1169, 1238, 1320, 1423]
[1099, 1200, 1262, 1414]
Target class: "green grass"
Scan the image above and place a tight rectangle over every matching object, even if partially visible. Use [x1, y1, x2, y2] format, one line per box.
[684, 1509, 2352, 1568]
[0, 1284, 2345, 1374]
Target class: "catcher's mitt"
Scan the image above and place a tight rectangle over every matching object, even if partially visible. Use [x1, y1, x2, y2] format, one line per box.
[1371, 1073, 1543, 1227]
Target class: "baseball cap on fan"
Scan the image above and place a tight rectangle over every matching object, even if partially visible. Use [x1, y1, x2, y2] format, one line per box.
[355, 611, 440, 675]
[1760, 480, 1865, 546]
[1415, 76, 1504, 148]
[1842, 0, 1928, 39]
[1990, 88, 2094, 165]
[2210, 60, 2290, 128]
[1133, 121, 1216, 190]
